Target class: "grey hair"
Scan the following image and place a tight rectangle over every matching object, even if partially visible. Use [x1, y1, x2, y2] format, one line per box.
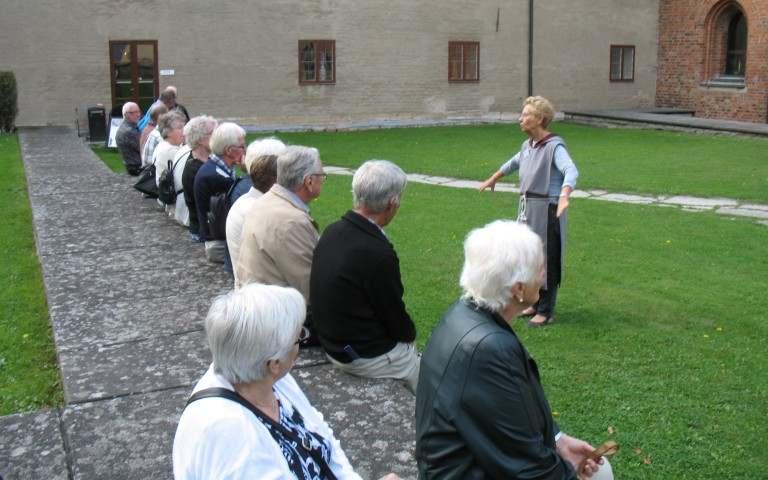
[149, 103, 168, 123]
[460, 220, 544, 313]
[121, 102, 138, 118]
[277, 146, 321, 191]
[156, 111, 186, 139]
[352, 160, 407, 213]
[205, 283, 306, 384]
[244, 137, 286, 174]
[209, 122, 245, 156]
[160, 88, 177, 103]
[183, 115, 218, 150]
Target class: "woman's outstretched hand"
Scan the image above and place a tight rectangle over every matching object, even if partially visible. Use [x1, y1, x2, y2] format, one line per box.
[479, 171, 504, 192]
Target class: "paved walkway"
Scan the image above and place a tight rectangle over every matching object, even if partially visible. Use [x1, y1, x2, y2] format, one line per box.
[564, 108, 768, 137]
[0, 128, 415, 480]
[325, 167, 768, 226]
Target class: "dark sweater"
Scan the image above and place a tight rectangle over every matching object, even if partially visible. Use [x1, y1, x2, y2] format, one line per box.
[192, 156, 235, 242]
[182, 157, 204, 234]
[310, 210, 415, 362]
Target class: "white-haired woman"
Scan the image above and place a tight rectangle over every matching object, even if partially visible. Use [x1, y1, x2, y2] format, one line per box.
[173, 283, 400, 480]
[181, 115, 218, 241]
[226, 137, 286, 285]
[480, 96, 579, 326]
[152, 111, 187, 207]
[415, 221, 610, 479]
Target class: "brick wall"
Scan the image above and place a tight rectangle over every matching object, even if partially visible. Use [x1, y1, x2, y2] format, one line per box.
[657, 0, 768, 122]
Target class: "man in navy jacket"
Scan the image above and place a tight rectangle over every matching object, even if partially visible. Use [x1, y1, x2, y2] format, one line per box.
[310, 160, 419, 393]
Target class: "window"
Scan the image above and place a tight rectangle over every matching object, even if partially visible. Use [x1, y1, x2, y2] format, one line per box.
[299, 40, 335, 84]
[448, 41, 479, 82]
[609, 45, 635, 82]
[725, 12, 746, 76]
[109, 40, 158, 113]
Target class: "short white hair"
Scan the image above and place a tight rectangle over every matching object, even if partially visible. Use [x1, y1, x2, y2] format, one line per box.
[121, 102, 138, 118]
[352, 160, 407, 213]
[245, 137, 286, 174]
[460, 220, 544, 313]
[277, 146, 321, 191]
[205, 283, 306, 384]
[183, 115, 218, 150]
[209, 122, 245, 156]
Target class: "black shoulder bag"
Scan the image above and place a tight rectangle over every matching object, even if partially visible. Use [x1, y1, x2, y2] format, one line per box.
[133, 155, 159, 198]
[206, 177, 243, 241]
[186, 387, 338, 480]
[158, 153, 186, 205]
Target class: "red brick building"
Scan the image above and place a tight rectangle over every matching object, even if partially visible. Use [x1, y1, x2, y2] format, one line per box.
[657, 0, 768, 122]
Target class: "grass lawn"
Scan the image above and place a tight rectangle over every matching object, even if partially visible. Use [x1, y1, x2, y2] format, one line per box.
[310, 176, 767, 479]
[0, 134, 62, 415]
[91, 145, 125, 173]
[259, 122, 768, 203]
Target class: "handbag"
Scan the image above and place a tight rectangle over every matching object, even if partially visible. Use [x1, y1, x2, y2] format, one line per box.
[206, 177, 243, 241]
[133, 163, 158, 197]
[158, 153, 186, 205]
[186, 387, 338, 480]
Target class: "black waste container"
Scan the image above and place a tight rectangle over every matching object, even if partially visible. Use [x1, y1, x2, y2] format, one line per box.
[87, 106, 107, 142]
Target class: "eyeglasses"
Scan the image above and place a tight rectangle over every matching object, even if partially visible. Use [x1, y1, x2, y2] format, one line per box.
[126, 110, 141, 114]
[310, 173, 327, 180]
[294, 326, 311, 345]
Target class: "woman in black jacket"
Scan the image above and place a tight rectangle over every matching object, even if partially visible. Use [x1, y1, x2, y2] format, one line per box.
[415, 220, 611, 480]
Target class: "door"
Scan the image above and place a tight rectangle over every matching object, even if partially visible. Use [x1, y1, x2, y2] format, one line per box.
[109, 40, 158, 115]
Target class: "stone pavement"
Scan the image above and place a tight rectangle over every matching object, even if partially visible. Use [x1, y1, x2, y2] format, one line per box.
[325, 167, 768, 225]
[0, 128, 416, 480]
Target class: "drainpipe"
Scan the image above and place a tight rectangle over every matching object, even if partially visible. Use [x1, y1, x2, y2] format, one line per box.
[527, 0, 534, 97]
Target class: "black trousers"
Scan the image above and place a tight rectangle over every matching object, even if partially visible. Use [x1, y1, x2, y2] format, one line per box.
[535, 204, 561, 317]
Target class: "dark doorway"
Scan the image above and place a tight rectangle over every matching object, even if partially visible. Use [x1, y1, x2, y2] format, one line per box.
[109, 40, 158, 114]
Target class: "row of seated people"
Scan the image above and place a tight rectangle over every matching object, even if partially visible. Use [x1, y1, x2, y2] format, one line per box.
[115, 104, 613, 480]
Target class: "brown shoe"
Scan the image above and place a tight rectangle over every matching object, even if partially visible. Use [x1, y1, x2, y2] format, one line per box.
[527, 314, 554, 328]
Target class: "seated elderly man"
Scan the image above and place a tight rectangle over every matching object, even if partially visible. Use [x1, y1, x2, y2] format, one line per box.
[193, 122, 244, 263]
[235, 146, 324, 343]
[310, 160, 419, 393]
[226, 137, 285, 285]
[415, 220, 612, 479]
[115, 102, 142, 176]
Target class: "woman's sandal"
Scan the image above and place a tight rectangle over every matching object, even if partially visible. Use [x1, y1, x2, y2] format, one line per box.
[578, 440, 619, 479]
[518, 306, 536, 317]
[527, 315, 554, 327]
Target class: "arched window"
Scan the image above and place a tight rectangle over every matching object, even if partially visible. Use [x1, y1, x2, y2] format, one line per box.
[703, 1, 748, 86]
[725, 12, 746, 76]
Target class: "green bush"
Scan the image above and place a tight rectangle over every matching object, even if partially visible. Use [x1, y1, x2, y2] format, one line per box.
[0, 71, 18, 133]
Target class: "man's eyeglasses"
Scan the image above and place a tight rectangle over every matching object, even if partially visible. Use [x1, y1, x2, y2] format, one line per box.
[310, 173, 327, 180]
[294, 326, 311, 345]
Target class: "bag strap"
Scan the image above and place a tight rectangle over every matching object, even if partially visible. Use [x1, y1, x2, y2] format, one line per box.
[187, 387, 338, 480]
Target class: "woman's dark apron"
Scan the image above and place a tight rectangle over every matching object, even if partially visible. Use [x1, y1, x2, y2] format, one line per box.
[516, 135, 567, 286]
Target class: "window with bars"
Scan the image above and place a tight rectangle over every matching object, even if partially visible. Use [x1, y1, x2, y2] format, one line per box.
[299, 40, 335, 84]
[448, 41, 479, 82]
[610, 45, 635, 82]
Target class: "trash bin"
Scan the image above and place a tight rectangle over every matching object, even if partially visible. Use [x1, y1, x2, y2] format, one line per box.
[87, 106, 107, 142]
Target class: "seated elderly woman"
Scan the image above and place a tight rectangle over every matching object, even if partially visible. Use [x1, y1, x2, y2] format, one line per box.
[180, 115, 218, 241]
[226, 137, 285, 285]
[153, 111, 187, 191]
[140, 103, 168, 167]
[173, 283, 400, 480]
[415, 220, 613, 479]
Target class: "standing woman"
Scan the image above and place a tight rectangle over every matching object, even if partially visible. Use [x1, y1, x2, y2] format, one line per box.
[480, 96, 578, 326]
